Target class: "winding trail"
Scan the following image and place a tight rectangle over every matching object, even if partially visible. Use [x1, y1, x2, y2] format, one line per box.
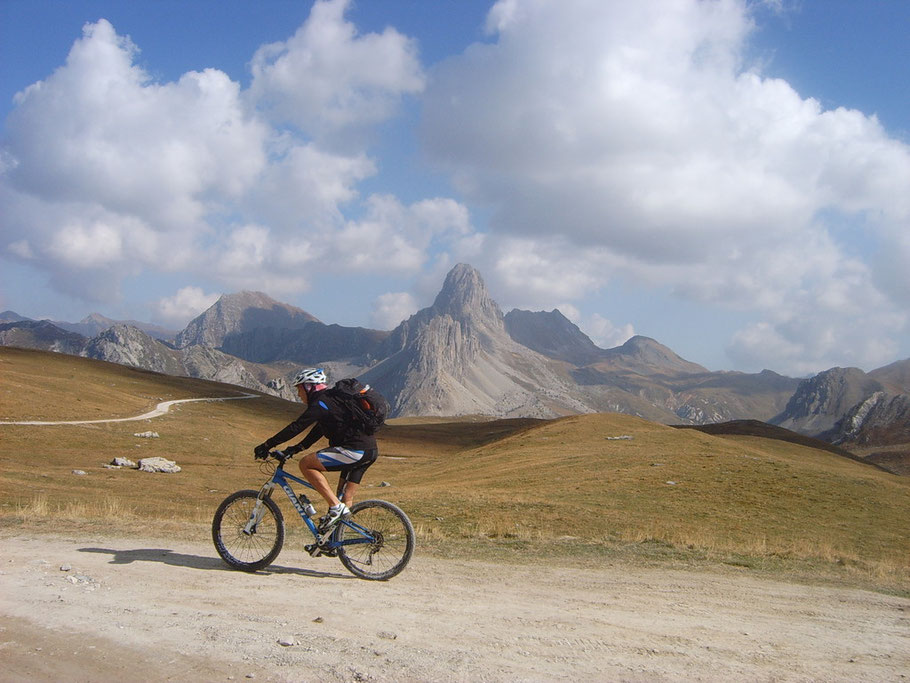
[0, 394, 259, 426]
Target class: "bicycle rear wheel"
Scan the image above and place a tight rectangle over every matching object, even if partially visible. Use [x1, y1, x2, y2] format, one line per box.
[335, 499, 415, 580]
[212, 490, 284, 571]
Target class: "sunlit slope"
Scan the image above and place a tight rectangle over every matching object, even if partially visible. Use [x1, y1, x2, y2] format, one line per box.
[0, 347, 531, 526]
[386, 413, 909, 568]
[0, 347, 300, 521]
[0, 346, 286, 422]
[2, 346, 907, 577]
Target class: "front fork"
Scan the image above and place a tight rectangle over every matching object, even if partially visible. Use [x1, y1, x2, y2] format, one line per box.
[242, 482, 275, 535]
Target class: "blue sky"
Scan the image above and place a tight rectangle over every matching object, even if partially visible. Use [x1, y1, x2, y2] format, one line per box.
[1, 0, 908, 376]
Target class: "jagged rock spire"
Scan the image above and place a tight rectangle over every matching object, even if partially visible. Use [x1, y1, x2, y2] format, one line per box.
[431, 264, 503, 329]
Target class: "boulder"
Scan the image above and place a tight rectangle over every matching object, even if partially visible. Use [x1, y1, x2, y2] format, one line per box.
[138, 457, 181, 473]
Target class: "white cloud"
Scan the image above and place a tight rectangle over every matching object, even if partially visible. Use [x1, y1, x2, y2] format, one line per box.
[582, 314, 636, 350]
[5, 20, 267, 225]
[7, 240, 34, 259]
[3, 2, 907, 375]
[0, 10, 460, 310]
[218, 225, 271, 272]
[249, 0, 425, 145]
[370, 292, 418, 330]
[559, 305, 634, 350]
[249, 143, 376, 233]
[420, 0, 910, 373]
[480, 235, 618, 309]
[728, 310, 901, 377]
[324, 194, 478, 273]
[155, 286, 220, 326]
[0, 19, 268, 301]
[47, 220, 123, 267]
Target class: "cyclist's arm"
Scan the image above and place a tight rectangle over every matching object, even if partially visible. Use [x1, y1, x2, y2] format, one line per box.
[261, 405, 319, 450]
[298, 423, 325, 450]
[281, 423, 324, 456]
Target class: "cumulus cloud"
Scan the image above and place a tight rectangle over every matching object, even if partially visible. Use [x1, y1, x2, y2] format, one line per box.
[421, 0, 910, 373]
[370, 291, 418, 330]
[1, 4, 456, 309]
[6, 20, 267, 224]
[154, 286, 221, 326]
[556, 303, 635, 349]
[0, 19, 268, 301]
[324, 195, 477, 272]
[3, 0, 907, 375]
[248, 143, 376, 233]
[582, 314, 636, 350]
[249, 0, 425, 146]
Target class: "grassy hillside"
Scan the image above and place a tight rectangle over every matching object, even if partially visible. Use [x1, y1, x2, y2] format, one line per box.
[2, 346, 907, 592]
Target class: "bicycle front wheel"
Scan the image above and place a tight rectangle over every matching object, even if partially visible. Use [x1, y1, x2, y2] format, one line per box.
[212, 490, 284, 571]
[335, 499, 415, 580]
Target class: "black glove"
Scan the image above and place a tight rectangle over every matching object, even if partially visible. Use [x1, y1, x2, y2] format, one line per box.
[254, 443, 271, 460]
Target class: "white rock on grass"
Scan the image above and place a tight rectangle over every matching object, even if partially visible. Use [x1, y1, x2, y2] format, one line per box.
[111, 457, 138, 469]
[134, 431, 159, 438]
[138, 457, 181, 473]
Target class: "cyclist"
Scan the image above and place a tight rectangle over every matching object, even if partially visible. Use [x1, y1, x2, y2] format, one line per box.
[253, 368, 379, 530]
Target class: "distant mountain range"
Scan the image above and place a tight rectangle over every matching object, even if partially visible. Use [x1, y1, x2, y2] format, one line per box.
[2, 264, 908, 473]
[0, 310, 177, 341]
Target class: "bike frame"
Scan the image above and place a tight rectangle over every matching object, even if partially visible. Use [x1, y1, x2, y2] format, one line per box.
[254, 460, 374, 551]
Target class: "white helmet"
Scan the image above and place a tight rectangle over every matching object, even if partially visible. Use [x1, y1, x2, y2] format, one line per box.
[292, 367, 327, 386]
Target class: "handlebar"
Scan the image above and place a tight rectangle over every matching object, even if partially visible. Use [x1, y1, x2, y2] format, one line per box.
[255, 449, 292, 463]
[269, 449, 293, 464]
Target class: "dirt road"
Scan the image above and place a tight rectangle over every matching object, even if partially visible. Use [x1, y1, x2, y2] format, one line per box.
[0, 394, 258, 426]
[1, 531, 907, 682]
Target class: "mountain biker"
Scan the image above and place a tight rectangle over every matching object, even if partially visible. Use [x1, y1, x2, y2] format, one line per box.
[253, 368, 379, 531]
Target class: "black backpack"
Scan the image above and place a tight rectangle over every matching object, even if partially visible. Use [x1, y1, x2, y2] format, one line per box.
[328, 378, 389, 435]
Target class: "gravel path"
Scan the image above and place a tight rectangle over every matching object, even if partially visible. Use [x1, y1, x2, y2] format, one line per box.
[1, 531, 907, 681]
[0, 394, 259, 426]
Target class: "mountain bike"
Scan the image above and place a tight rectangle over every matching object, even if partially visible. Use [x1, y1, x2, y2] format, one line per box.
[212, 451, 415, 580]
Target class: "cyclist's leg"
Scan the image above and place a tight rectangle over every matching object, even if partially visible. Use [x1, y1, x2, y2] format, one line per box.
[298, 452, 339, 507]
[300, 447, 372, 507]
[336, 448, 377, 505]
[337, 475, 358, 506]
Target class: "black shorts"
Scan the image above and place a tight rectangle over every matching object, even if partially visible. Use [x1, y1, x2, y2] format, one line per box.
[317, 447, 378, 485]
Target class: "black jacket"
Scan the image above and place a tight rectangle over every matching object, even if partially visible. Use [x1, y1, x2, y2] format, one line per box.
[264, 389, 377, 452]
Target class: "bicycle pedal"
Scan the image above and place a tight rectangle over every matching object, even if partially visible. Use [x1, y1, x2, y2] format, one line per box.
[305, 543, 336, 558]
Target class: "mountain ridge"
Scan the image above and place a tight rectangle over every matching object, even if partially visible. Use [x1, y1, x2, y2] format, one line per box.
[2, 264, 907, 473]
[176, 291, 320, 349]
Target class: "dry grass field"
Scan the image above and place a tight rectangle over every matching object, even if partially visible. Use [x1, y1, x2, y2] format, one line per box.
[2, 345, 908, 594]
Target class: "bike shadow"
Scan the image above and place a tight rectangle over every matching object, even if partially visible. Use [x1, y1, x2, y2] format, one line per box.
[78, 547, 353, 580]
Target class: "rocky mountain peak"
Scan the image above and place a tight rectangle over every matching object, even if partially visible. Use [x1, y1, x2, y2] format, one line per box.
[176, 290, 319, 349]
[0, 310, 29, 323]
[771, 366, 886, 436]
[431, 264, 503, 328]
[601, 336, 708, 376]
[84, 324, 184, 376]
[94, 323, 143, 342]
[504, 308, 603, 365]
[83, 312, 114, 325]
[869, 358, 910, 394]
[0, 319, 86, 354]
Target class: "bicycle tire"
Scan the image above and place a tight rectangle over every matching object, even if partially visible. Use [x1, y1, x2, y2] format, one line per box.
[212, 489, 284, 571]
[335, 499, 415, 580]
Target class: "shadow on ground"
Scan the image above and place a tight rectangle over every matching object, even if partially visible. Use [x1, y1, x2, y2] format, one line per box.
[78, 546, 352, 579]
